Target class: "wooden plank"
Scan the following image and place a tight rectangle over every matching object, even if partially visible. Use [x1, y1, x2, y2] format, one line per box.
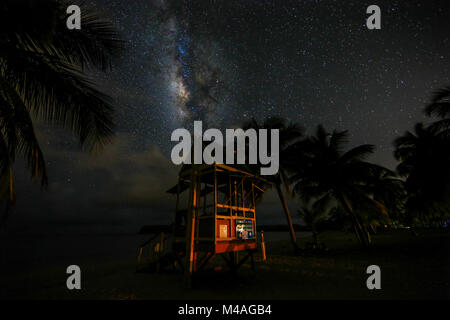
[216, 215, 256, 222]
[214, 166, 218, 251]
[215, 241, 257, 254]
[184, 168, 199, 287]
[217, 203, 255, 212]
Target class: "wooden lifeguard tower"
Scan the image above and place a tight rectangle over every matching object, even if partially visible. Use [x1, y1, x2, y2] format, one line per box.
[170, 163, 268, 285]
[137, 163, 268, 285]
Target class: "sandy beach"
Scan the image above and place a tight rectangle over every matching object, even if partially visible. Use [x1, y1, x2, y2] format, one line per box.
[1, 229, 448, 300]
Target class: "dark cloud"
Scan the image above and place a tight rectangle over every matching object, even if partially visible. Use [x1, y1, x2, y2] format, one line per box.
[8, 133, 178, 234]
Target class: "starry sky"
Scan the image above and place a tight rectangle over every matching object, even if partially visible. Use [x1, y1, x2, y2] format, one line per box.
[8, 0, 450, 234]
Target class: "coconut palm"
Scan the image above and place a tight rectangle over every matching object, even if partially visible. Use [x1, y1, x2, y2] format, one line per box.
[394, 123, 450, 222]
[425, 86, 450, 135]
[243, 117, 304, 252]
[297, 198, 333, 249]
[366, 170, 406, 232]
[0, 0, 123, 227]
[289, 125, 394, 249]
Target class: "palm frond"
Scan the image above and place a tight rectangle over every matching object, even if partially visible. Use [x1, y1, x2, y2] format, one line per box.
[0, 78, 48, 185]
[329, 129, 348, 153]
[428, 118, 450, 136]
[4, 50, 114, 150]
[339, 144, 375, 164]
[0, 0, 124, 72]
[425, 86, 450, 118]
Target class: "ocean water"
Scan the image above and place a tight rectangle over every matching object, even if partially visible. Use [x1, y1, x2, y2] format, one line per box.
[0, 231, 310, 275]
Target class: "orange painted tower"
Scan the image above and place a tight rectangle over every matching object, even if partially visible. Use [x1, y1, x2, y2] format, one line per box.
[137, 163, 269, 286]
[168, 163, 268, 285]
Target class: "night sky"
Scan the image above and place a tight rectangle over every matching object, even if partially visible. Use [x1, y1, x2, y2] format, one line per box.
[8, 0, 450, 234]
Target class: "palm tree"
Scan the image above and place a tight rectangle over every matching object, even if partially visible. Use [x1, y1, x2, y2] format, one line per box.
[297, 199, 332, 249]
[394, 123, 450, 222]
[0, 0, 123, 227]
[366, 170, 406, 232]
[289, 125, 394, 249]
[425, 86, 450, 135]
[243, 117, 304, 253]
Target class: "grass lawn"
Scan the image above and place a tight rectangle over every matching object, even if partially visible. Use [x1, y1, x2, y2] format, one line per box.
[1, 229, 449, 299]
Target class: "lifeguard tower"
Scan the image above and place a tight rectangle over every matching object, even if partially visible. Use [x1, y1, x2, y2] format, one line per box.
[137, 163, 269, 285]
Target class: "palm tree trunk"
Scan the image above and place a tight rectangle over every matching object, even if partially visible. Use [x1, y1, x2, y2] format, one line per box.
[275, 183, 298, 252]
[0, 167, 14, 231]
[369, 223, 377, 235]
[312, 227, 319, 248]
[340, 194, 370, 249]
[353, 225, 364, 244]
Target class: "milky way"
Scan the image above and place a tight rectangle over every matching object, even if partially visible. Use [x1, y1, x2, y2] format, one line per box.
[89, 0, 450, 171]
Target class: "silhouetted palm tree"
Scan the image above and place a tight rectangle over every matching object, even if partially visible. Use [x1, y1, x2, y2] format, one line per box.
[394, 123, 450, 222]
[366, 170, 406, 232]
[289, 125, 394, 249]
[297, 199, 332, 248]
[425, 86, 450, 135]
[0, 0, 123, 227]
[243, 116, 304, 252]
